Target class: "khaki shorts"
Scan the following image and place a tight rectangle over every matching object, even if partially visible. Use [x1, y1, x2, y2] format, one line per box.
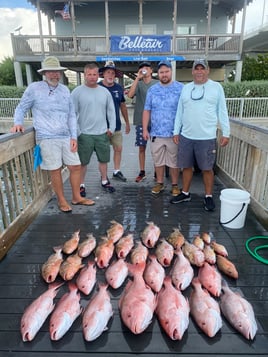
[110, 130, 123, 148]
[38, 138, 81, 170]
[150, 137, 178, 168]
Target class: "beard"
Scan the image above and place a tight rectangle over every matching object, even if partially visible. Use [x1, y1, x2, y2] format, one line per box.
[46, 78, 59, 86]
[160, 76, 172, 85]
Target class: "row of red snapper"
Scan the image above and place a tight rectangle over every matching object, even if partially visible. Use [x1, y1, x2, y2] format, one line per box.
[20, 221, 258, 343]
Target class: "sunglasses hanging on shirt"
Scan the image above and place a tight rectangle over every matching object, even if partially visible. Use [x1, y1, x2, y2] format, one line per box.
[191, 86, 205, 101]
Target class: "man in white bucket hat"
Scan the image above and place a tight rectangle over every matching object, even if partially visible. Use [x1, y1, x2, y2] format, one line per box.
[11, 56, 95, 212]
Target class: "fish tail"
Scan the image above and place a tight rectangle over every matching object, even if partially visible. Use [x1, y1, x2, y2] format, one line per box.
[49, 281, 64, 290]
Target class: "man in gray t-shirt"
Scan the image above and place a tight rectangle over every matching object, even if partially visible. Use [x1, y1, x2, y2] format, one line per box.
[127, 62, 158, 182]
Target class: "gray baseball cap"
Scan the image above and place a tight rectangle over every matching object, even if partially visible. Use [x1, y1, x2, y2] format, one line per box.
[192, 59, 209, 69]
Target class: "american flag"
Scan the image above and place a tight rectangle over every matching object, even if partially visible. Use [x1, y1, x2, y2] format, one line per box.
[55, 3, 71, 20]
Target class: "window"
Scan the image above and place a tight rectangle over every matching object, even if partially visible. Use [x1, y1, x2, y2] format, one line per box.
[177, 25, 196, 35]
[125, 24, 157, 35]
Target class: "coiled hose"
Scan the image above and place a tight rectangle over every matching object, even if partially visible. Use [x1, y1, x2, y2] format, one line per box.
[245, 236, 268, 264]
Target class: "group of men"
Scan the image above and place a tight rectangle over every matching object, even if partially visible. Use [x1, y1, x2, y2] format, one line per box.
[11, 56, 230, 213]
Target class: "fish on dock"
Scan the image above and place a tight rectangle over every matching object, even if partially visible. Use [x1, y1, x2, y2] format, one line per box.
[141, 221, 161, 248]
[166, 228, 185, 249]
[82, 283, 113, 341]
[76, 260, 97, 295]
[94, 237, 114, 269]
[220, 281, 258, 340]
[155, 239, 174, 267]
[198, 262, 222, 297]
[59, 253, 84, 281]
[77, 233, 96, 258]
[119, 262, 157, 334]
[41, 246, 63, 283]
[62, 230, 80, 255]
[143, 254, 165, 293]
[105, 258, 128, 289]
[216, 254, 238, 279]
[155, 276, 190, 340]
[190, 277, 222, 338]
[49, 282, 82, 341]
[20, 281, 63, 342]
[130, 241, 148, 265]
[115, 233, 134, 259]
[106, 220, 124, 243]
[170, 248, 194, 291]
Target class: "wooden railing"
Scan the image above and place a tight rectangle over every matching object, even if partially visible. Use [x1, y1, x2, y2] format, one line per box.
[0, 129, 52, 260]
[11, 34, 241, 59]
[1, 98, 268, 134]
[216, 119, 268, 228]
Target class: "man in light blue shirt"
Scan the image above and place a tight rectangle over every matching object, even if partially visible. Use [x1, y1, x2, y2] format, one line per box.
[11, 56, 95, 212]
[171, 59, 230, 211]
[143, 60, 184, 196]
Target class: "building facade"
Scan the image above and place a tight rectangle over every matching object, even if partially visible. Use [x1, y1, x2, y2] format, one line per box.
[11, 0, 252, 86]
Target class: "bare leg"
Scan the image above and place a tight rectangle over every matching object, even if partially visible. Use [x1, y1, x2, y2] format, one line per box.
[50, 168, 71, 210]
[69, 164, 95, 205]
[182, 167, 193, 192]
[80, 164, 88, 185]
[113, 145, 122, 171]
[68, 164, 84, 202]
[155, 165, 165, 183]
[99, 162, 108, 181]
[170, 167, 179, 185]
[202, 169, 214, 195]
[139, 145, 146, 171]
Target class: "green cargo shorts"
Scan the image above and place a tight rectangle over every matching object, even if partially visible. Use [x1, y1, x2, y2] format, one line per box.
[78, 133, 110, 165]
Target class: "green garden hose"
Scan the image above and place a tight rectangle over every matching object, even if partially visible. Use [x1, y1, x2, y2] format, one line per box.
[245, 236, 268, 264]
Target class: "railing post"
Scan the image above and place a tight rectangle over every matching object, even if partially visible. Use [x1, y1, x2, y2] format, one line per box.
[239, 98, 245, 120]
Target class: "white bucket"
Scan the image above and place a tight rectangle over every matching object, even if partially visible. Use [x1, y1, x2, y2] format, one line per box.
[220, 189, 250, 229]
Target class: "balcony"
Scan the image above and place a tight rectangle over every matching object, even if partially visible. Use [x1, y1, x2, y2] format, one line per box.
[11, 33, 242, 66]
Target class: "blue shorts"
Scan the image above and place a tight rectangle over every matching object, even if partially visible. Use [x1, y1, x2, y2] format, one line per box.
[178, 135, 216, 170]
[135, 125, 147, 147]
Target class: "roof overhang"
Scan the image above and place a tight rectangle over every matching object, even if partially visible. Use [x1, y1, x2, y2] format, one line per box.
[27, 0, 253, 18]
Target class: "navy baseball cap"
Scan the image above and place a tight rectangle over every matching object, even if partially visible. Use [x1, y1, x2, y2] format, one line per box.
[138, 62, 151, 69]
[158, 60, 172, 69]
[192, 59, 209, 69]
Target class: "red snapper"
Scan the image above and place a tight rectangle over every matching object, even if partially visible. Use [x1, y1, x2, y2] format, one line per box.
[119, 262, 157, 334]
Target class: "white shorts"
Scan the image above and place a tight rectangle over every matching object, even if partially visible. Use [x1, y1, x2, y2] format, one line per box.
[38, 138, 81, 170]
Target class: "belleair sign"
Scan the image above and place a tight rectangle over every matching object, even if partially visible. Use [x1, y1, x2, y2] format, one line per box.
[110, 35, 171, 53]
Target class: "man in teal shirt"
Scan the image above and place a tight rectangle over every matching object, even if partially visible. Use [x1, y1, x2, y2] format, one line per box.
[172, 59, 230, 211]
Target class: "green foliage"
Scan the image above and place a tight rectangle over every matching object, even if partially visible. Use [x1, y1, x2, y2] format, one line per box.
[0, 56, 40, 86]
[222, 80, 268, 98]
[0, 57, 17, 85]
[0, 85, 26, 98]
[0, 57, 30, 85]
[242, 54, 268, 81]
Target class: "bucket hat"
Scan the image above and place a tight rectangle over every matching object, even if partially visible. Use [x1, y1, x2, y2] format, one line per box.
[37, 56, 67, 73]
[99, 61, 123, 78]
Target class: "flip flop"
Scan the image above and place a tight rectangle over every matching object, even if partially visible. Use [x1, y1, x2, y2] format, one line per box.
[58, 204, 72, 213]
[71, 198, 95, 206]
